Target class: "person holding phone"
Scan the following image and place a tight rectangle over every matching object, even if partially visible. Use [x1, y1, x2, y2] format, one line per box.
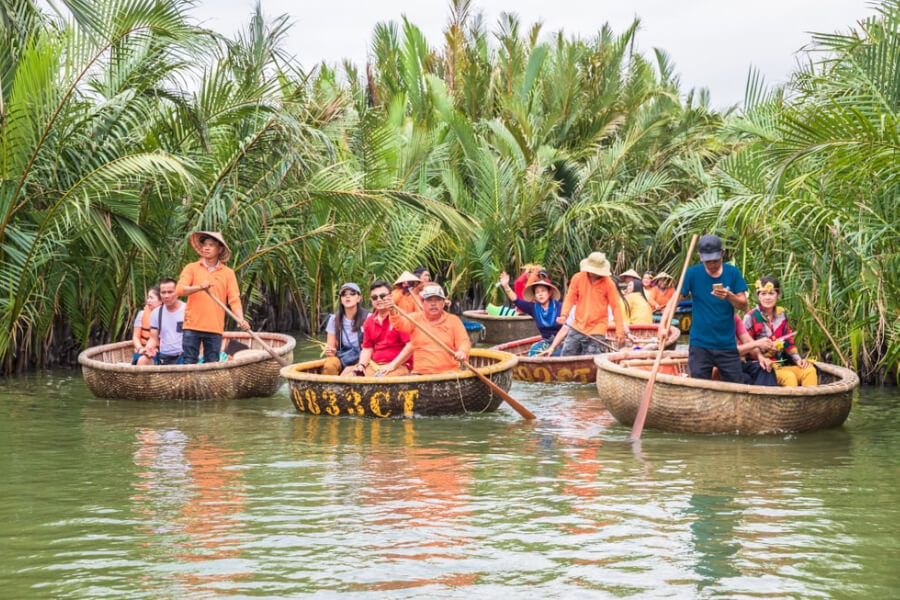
[664, 234, 748, 382]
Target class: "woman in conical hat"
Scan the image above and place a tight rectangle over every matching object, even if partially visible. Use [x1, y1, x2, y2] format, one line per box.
[391, 271, 422, 313]
[498, 271, 566, 355]
[556, 252, 626, 356]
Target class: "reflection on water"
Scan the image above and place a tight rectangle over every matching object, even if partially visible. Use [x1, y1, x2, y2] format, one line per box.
[0, 369, 897, 598]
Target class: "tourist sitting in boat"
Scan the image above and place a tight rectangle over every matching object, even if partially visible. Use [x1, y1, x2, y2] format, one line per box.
[509, 263, 544, 313]
[412, 265, 431, 283]
[131, 285, 161, 365]
[176, 231, 251, 364]
[342, 280, 412, 377]
[618, 269, 641, 288]
[648, 272, 675, 312]
[734, 314, 777, 386]
[498, 271, 564, 356]
[642, 270, 656, 290]
[742, 276, 817, 386]
[391, 271, 422, 313]
[323, 282, 370, 376]
[143, 278, 186, 365]
[669, 234, 748, 383]
[623, 279, 654, 325]
[557, 252, 626, 355]
[387, 284, 471, 374]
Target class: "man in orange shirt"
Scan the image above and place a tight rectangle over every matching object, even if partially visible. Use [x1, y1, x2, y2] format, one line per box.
[557, 252, 626, 355]
[176, 231, 250, 364]
[387, 284, 470, 375]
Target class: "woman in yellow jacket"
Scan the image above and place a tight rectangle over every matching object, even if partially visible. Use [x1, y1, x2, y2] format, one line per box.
[623, 279, 654, 325]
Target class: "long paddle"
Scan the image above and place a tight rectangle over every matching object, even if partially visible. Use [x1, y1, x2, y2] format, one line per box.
[629, 234, 698, 441]
[392, 305, 536, 420]
[204, 290, 290, 368]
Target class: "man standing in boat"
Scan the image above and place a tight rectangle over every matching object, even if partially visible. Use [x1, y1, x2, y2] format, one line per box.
[668, 234, 748, 383]
[556, 252, 626, 355]
[176, 231, 251, 364]
[386, 283, 470, 375]
[144, 278, 186, 365]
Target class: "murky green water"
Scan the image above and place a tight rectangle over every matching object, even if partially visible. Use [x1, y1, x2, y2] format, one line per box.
[1, 343, 898, 598]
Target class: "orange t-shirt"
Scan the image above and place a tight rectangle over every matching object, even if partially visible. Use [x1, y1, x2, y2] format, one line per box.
[649, 286, 674, 311]
[392, 288, 421, 313]
[175, 260, 243, 334]
[390, 310, 471, 375]
[560, 272, 625, 336]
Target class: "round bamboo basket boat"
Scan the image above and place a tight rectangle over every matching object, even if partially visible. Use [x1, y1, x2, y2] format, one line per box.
[79, 332, 296, 401]
[461, 310, 536, 345]
[594, 350, 858, 434]
[493, 324, 681, 384]
[280, 348, 517, 418]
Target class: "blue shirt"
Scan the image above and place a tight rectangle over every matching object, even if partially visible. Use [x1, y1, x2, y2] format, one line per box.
[514, 298, 563, 340]
[680, 263, 748, 350]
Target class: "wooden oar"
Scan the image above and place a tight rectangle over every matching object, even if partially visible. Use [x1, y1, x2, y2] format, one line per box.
[567, 324, 619, 352]
[630, 234, 698, 441]
[204, 290, 289, 368]
[392, 305, 536, 420]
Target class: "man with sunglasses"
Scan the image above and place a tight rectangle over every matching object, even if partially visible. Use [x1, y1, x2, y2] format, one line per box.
[344, 281, 413, 377]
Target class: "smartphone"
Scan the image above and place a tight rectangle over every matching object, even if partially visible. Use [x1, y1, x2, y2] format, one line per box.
[712, 283, 724, 290]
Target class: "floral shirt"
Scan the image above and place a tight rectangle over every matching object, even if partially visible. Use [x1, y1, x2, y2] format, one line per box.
[742, 305, 802, 366]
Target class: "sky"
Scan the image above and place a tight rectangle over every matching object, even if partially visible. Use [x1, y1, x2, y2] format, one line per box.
[187, 0, 874, 108]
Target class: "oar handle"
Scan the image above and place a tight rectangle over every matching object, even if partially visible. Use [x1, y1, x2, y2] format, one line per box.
[630, 234, 698, 441]
[392, 305, 536, 420]
[204, 289, 289, 368]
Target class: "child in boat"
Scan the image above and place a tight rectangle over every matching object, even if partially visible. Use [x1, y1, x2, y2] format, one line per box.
[498, 271, 564, 355]
[742, 276, 817, 386]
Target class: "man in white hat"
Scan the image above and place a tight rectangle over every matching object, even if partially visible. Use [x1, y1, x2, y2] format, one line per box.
[557, 252, 626, 355]
[387, 283, 470, 374]
[176, 231, 250, 364]
[668, 234, 748, 383]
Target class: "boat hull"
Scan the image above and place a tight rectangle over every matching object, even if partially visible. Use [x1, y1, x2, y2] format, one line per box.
[595, 350, 858, 434]
[492, 324, 681, 384]
[280, 349, 517, 417]
[461, 310, 536, 345]
[78, 332, 296, 400]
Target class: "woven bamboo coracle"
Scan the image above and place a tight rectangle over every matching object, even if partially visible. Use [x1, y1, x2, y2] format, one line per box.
[79, 332, 296, 400]
[491, 324, 681, 384]
[461, 310, 536, 345]
[594, 350, 859, 434]
[280, 348, 517, 418]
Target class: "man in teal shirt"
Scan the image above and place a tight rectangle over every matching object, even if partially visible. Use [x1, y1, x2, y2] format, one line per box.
[677, 234, 749, 383]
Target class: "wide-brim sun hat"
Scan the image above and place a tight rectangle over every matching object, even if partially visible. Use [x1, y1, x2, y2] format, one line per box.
[619, 269, 641, 281]
[190, 231, 231, 262]
[522, 279, 561, 302]
[419, 284, 446, 299]
[580, 252, 611, 277]
[653, 271, 673, 282]
[393, 271, 421, 286]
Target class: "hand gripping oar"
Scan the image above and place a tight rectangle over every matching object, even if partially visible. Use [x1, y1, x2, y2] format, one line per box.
[630, 234, 698, 441]
[393, 305, 536, 420]
[205, 290, 289, 368]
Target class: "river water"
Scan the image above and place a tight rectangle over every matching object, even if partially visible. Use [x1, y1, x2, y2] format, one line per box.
[1, 343, 898, 599]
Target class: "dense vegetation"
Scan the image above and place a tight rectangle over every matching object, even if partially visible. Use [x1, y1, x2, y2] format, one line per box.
[0, 0, 896, 382]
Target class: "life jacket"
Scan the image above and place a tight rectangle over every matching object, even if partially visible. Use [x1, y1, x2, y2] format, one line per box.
[139, 309, 152, 346]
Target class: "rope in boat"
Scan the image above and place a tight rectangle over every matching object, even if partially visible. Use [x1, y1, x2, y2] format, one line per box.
[457, 358, 492, 415]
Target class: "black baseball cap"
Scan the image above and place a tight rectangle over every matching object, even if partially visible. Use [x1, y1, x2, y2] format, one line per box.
[698, 234, 724, 262]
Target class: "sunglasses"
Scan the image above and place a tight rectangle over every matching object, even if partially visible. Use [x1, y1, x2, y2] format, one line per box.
[370, 293, 390, 301]
[340, 290, 358, 297]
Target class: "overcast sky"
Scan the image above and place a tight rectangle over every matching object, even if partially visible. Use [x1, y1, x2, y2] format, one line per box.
[187, 0, 874, 108]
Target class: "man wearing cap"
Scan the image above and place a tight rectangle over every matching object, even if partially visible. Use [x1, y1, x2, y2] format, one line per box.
[557, 252, 626, 355]
[392, 271, 423, 313]
[648, 272, 675, 312]
[669, 234, 748, 383]
[176, 231, 250, 364]
[387, 284, 471, 375]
